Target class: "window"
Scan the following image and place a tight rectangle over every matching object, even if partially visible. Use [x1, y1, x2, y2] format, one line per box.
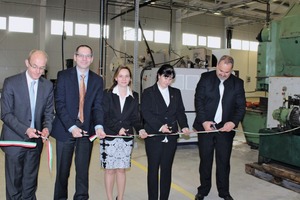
[0, 17, 6, 30]
[51, 20, 73, 36]
[154, 30, 170, 44]
[9, 16, 33, 33]
[75, 23, 87, 36]
[182, 33, 197, 46]
[207, 36, 221, 48]
[242, 40, 250, 50]
[123, 27, 141, 41]
[143, 30, 153, 41]
[89, 24, 109, 38]
[231, 39, 242, 50]
[198, 36, 206, 46]
[250, 41, 259, 51]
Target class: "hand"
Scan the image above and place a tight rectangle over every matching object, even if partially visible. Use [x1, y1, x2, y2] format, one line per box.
[96, 128, 106, 139]
[39, 128, 49, 138]
[26, 128, 40, 139]
[202, 121, 216, 131]
[71, 127, 84, 138]
[119, 128, 129, 136]
[181, 127, 190, 135]
[161, 124, 171, 133]
[219, 121, 235, 132]
[139, 129, 148, 139]
[39, 128, 50, 142]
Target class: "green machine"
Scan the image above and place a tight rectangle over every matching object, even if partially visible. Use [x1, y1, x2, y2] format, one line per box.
[259, 96, 300, 167]
[242, 98, 267, 149]
[256, 2, 300, 90]
[253, 2, 300, 168]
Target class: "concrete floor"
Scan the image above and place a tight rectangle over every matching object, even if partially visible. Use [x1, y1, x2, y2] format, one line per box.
[1, 128, 300, 200]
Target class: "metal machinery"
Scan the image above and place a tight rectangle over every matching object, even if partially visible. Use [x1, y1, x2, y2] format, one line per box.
[249, 2, 300, 168]
[258, 77, 300, 167]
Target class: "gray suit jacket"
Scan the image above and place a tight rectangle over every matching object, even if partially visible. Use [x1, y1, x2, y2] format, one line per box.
[0, 71, 54, 155]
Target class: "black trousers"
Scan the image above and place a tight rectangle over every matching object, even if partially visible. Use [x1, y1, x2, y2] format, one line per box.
[145, 136, 177, 200]
[5, 146, 41, 200]
[197, 131, 235, 198]
[54, 137, 93, 200]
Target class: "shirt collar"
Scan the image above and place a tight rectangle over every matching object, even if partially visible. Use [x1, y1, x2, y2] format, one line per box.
[76, 67, 89, 79]
[112, 86, 133, 97]
[26, 70, 38, 85]
[157, 83, 168, 92]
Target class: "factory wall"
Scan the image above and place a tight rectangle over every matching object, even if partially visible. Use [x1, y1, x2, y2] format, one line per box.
[0, 1, 263, 92]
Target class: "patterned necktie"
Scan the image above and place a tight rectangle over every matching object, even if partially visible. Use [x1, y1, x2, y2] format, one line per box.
[79, 74, 86, 122]
[30, 80, 36, 128]
[214, 80, 224, 124]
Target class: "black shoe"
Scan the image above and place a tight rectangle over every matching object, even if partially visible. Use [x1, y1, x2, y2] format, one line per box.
[195, 193, 205, 200]
[223, 195, 234, 200]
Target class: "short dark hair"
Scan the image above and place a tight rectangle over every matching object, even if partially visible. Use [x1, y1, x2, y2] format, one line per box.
[218, 55, 234, 67]
[156, 64, 176, 82]
[75, 45, 93, 55]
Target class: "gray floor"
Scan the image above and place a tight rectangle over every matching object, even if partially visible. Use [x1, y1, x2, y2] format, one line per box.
[1, 126, 300, 200]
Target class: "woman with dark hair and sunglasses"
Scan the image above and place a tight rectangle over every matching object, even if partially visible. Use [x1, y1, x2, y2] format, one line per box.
[140, 64, 190, 200]
[101, 66, 146, 200]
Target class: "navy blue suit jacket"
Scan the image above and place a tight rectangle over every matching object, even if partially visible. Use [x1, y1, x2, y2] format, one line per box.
[51, 67, 104, 142]
[193, 70, 246, 131]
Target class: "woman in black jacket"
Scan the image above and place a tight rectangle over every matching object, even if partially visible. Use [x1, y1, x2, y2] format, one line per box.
[101, 66, 146, 200]
[140, 64, 190, 200]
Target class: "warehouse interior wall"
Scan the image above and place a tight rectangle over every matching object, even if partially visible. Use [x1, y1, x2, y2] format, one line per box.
[0, 0, 263, 92]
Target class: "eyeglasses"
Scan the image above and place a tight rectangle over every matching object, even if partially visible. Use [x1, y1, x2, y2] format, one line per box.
[29, 62, 46, 71]
[76, 53, 93, 59]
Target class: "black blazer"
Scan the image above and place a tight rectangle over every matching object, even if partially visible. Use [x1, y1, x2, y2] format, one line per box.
[103, 89, 142, 140]
[51, 67, 104, 142]
[193, 70, 246, 131]
[141, 83, 188, 136]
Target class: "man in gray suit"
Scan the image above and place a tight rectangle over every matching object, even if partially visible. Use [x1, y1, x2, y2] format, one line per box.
[1, 50, 54, 200]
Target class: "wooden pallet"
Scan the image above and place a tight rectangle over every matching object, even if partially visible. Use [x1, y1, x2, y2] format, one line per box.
[245, 162, 300, 193]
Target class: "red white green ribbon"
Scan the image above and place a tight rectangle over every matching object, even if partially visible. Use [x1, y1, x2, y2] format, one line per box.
[88, 134, 135, 142]
[0, 141, 37, 148]
[0, 139, 53, 172]
[89, 134, 98, 142]
[45, 139, 53, 172]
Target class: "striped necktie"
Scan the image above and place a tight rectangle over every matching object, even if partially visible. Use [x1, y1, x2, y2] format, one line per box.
[79, 74, 86, 122]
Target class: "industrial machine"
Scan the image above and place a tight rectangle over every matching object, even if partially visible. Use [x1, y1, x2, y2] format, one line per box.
[258, 77, 300, 168]
[249, 3, 300, 168]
